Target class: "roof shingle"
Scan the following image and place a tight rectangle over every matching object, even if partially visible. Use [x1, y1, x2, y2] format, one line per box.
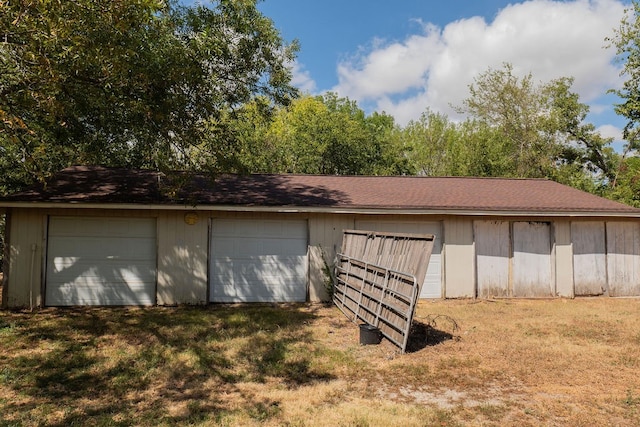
[1, 165, 638, 214]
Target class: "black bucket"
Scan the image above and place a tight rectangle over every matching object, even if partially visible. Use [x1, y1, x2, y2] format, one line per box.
[359, 324, 382, 345]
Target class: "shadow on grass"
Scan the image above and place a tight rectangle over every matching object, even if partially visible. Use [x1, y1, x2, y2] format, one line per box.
[0, 304, 333, 425]
[405, 320, 458, 353]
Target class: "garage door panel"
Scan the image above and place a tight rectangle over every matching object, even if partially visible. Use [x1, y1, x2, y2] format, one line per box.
[212, 219, 306, 239]
[213, 256, 306, 276]
[261, 239, 307, 255]
[212, 238, 307, 258]
[50, 217, 155, 238]
[46, 217, 157, 306]
[47, 281, 155, 306]
[210, 219, 308, 302]
[49, 236, 155, 260]
[50, 259, 155, 279]
[213, 284, 304, 303]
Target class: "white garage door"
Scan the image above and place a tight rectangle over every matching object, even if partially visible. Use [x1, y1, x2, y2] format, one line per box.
[210, 219, 308, 302]
[355, 219, 442, 298]
[46, 217, 157, 306]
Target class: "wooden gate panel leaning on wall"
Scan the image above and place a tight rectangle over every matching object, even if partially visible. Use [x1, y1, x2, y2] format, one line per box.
[333, 230, 435, 353]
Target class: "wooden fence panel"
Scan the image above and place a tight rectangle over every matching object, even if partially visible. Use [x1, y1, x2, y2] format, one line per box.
[333, 230, 435, 353]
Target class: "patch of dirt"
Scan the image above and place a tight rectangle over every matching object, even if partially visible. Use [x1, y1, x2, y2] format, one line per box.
[376, 383, 527, 409]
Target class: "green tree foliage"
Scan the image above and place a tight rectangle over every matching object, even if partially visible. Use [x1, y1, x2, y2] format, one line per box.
[457, 63, 616, 186]
[0, 0, 298, 193]
[608, 157, 640, 207]
[401, 111, 520, 178]
[460, 64, 552, 177]
[401, 110, 458, 176]
[609, 0, 640, 153]
[606, 0, 640, 206]
[236, 93, 405, 175]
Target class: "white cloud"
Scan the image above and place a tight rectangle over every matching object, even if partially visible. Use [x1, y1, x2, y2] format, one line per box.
[333, 0, 627, 126]
[597, 124, 623, 141]
[289, 61, 317, 94]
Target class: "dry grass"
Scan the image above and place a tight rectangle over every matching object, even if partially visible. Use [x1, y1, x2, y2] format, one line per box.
[1, 298, 639, 426]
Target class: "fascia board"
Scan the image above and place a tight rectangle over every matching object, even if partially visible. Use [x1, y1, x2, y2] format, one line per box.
[1, 201, 640, 218]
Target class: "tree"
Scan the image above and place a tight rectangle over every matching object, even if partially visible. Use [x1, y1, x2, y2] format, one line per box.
[606, 0, 640, 205]
[258, 93, 404, 175]
[400, 109, 518, 178]
[402, 110, 458, 176]
[609, 0, 640, 154]
[457, 63, 616, 185]
[0, 0, 298, 193]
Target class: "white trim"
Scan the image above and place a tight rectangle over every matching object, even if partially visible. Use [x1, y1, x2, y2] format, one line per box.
[2, 201, 640, 218]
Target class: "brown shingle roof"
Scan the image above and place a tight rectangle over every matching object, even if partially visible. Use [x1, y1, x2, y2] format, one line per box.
[1, 165, 638, 214]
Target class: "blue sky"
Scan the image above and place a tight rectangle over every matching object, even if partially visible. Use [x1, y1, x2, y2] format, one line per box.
[257, 0, 632, 146]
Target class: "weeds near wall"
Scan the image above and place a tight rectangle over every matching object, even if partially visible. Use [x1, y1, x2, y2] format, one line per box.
[320, 246, 336, 301]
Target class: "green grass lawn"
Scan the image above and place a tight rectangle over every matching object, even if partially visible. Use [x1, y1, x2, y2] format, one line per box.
[1, 299, 640, 426]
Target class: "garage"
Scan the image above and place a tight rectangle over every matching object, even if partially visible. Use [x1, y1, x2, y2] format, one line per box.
[209, 218, 308, 302]
[45, 216, 157, 306]
[5, 167, 640, 308]
[355, 219, 442, 298]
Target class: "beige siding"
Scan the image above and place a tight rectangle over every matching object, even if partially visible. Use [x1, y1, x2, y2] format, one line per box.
[308, 213, 354, 302]
[443, 218, 474, 298]
[606, 221, 640, 296]
[157, 211, 208, 305]
[475, 220, 510, 298]
[554, 221, 574, 297]
[5, 208, 46, 307]
[571, 221, 604, 296]
[5, 207, 640, 307]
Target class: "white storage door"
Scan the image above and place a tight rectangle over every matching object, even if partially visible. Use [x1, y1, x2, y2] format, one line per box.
[475, 220, 510, 298]
[354, 220, 442, 298]
[210, 219, 308, 302]
[606, 222, 640, 296]
[46, 217, 157, 306]
[512, 221, 553, 297]
[572, 221, 607, 296]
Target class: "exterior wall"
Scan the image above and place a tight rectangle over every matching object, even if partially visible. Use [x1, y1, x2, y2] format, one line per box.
[473, 218, 573, 298]
[308, 213, 354, 302]
[443, 218, 475, 298]
[4, 207, 203, 307]
[5, 208, 46, 307]
[157, 211, 208, 305]
[3, 207, 640, 308]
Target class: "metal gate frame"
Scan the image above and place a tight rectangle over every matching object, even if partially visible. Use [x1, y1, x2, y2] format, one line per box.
[333, 230, 435, 353]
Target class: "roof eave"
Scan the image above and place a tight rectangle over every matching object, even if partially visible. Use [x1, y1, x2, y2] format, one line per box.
[1, 201, 640, 218]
